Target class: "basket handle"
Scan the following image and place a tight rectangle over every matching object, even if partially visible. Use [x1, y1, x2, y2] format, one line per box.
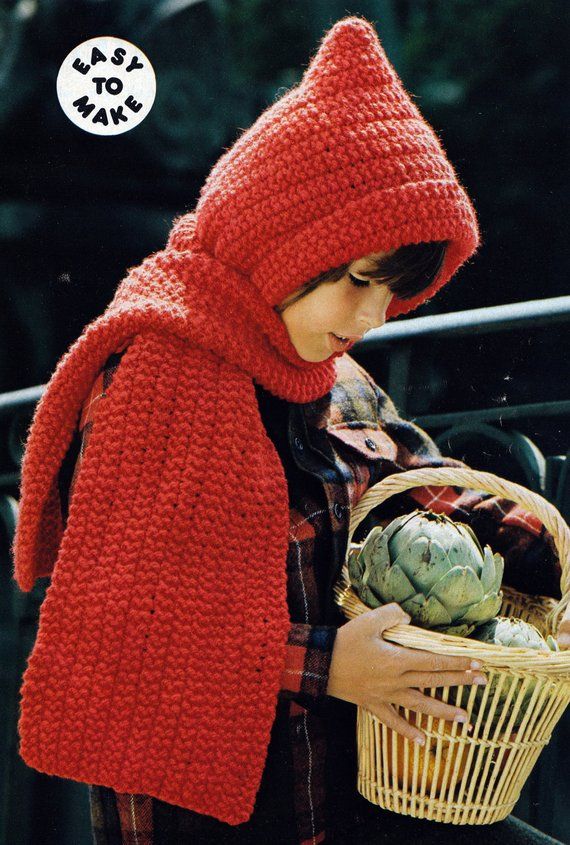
[347, 466, 570, 637]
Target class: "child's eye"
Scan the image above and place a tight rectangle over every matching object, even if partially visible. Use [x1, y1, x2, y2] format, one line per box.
[348, 272, 370, 288]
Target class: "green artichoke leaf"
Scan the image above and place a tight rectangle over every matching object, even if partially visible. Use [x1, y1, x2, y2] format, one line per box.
[383, 510, 422, 540]
[371, 513, 418, 555]
[479, 546, 498, 593]
[427, 565, 485, 619]
[358, 526, 384, 567]
[390, 537, 453, 593]
[454, 520, 485, 559]
[492, 552, 505, 593]
[385, 517, 425, 551]
[348, 548, 383, 608]
[358, 527, 416, 604]
[347, 548, 365, 586]
[449, 536, 484, 576]
[413, 594, 455, 628]
[457, 592, 502, 625]
[363, 524, 386, 547]
[382, 511, 441, 559]
[359, 527, 390, 582]
[400, 592, 427, 618]
[360, 527, 391, 585]
[358, 584, 384, 608]
[366, 561, 416, 605]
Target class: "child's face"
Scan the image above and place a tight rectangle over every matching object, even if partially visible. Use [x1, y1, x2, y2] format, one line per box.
[277, 251, 395, 362]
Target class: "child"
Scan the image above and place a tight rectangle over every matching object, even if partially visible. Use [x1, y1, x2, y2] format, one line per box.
[12, 15, 565, 845]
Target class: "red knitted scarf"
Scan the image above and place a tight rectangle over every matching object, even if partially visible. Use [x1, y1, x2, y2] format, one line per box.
[12, 17, 480, 823]
[12, 215, 344, 820]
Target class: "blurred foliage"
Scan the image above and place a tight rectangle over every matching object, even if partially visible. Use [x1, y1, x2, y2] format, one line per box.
[221, 0, 312, 85]
[396, 0, 568, 314]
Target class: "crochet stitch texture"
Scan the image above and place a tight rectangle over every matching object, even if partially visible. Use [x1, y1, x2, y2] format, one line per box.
[12, 16, 480, 824]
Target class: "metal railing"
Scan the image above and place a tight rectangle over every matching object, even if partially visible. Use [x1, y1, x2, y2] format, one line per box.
[353, 295, 570, 523]
[354, 294, 569, 418]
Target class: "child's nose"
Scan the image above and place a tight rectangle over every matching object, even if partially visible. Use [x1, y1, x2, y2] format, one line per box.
[357, 300, 390, 332]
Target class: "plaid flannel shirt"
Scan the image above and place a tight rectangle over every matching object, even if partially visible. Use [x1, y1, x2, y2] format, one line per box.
[59, 340, 560, 845]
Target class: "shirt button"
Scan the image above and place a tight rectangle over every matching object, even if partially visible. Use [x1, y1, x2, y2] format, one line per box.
[364, 437, 377, 452]
[333, 502, 344, 521]
[294, 435, 304, 451]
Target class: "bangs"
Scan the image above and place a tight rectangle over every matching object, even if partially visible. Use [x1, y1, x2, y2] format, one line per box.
[356, 240, 449, 300]
[273, 240, 449, 314]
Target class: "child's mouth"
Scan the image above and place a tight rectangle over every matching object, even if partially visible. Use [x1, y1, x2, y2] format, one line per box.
[328, 333, 352, 351]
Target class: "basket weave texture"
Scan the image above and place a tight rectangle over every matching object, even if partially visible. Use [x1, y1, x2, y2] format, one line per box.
[333, 466, 570, 825]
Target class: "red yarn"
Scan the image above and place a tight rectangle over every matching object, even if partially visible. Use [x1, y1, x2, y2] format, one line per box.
[12, 16, 480, 824]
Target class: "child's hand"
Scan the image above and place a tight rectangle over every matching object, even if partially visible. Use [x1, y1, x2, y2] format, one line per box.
[326, 603, 487, 744]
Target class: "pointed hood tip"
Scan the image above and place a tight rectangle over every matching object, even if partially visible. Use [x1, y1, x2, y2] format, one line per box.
[305, 14, 391, 91]
[142, 10, 481, 340]
[323, 14, 379, 40]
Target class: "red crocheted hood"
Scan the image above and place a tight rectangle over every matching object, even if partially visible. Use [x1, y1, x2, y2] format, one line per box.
[105, 11, 481, 389]
[178, 14, 481, 319]
[12, 15, 481, 827]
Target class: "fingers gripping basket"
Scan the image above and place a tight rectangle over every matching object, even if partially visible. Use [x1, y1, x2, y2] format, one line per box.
[333, 467, 570, 825]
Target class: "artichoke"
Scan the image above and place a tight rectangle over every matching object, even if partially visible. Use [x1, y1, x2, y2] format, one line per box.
[459, 616, 559, 730]
[348, 509, 504, 636]
[471, 616, 559, 653]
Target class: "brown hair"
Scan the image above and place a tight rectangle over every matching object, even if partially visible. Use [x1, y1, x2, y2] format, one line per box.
[274, 240, 449, 315]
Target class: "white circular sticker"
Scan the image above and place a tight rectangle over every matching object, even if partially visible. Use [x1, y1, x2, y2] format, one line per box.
[56, 36, 156, 136]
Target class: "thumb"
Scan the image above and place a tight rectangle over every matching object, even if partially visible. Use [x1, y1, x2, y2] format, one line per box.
[372, 602, 411, 636]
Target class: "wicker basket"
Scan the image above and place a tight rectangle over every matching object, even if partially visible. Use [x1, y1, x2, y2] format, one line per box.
[333, 466, 570, 825]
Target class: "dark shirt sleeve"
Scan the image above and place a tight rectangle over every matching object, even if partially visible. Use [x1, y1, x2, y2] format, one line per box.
[278, 623, 338, 714]
[364, 385, 562, 599]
